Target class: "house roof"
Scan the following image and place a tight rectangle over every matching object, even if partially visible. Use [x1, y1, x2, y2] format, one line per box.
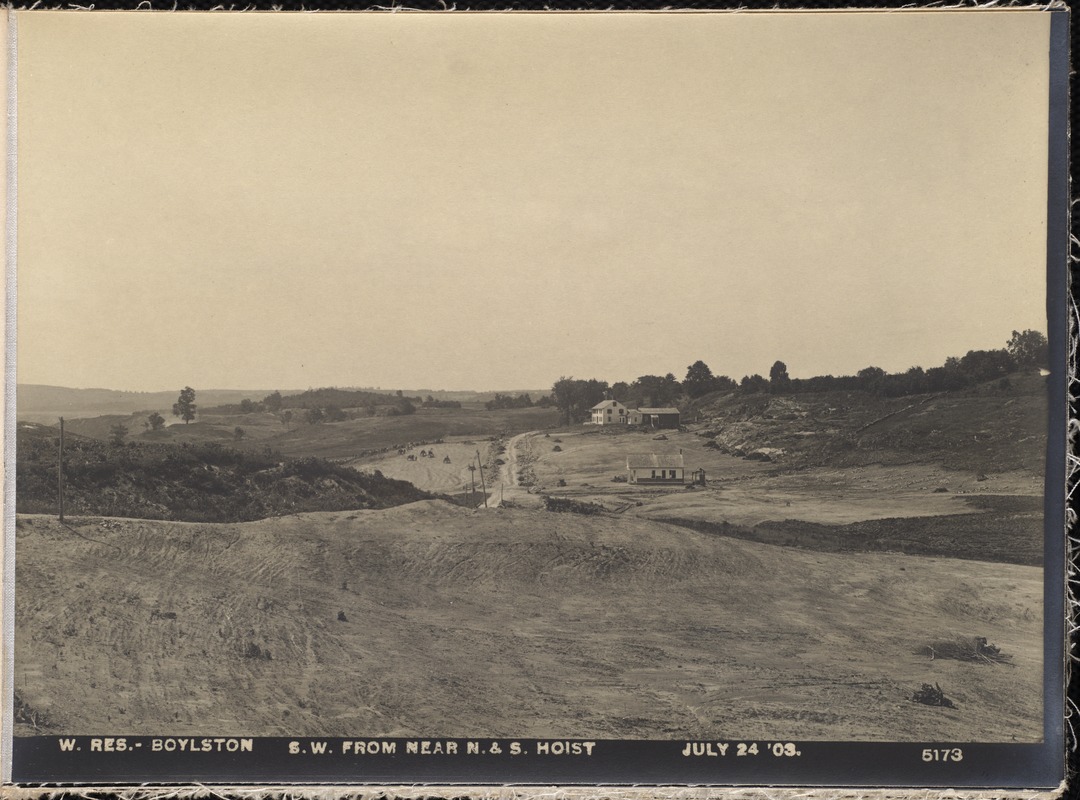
[637, 407, 680, 415]
[626, 453, 685, 470]
[591, 400, 625, 410]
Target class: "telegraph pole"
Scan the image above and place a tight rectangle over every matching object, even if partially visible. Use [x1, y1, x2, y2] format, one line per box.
[475, 450, 488, 509]
[57, 417, 65, 523]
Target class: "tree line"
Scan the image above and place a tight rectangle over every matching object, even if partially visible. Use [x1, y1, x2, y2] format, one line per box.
[198, 387, 420, 422]
[484, 392, 555, 411]
[550, 329, 1048, 424]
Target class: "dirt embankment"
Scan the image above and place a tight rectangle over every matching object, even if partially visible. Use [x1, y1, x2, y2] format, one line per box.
[15, 501, 1042, 742]
[654, 495, 1044, 566]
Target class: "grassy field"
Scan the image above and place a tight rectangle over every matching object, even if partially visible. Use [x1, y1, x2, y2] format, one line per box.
[14, 502, 1041, 741]
[57, 406, 561, 460]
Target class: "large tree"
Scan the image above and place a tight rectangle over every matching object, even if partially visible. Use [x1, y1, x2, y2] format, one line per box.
[856, 366, 886, 395]
[552, 377, 610, 424]
[740, 374, 768, 393]
[1006, 329, 1049, 368]
[552, 377, 580, 426]
[632, 373, 681, 407]
[959, 349, 1016, 382]
[768, 360, 791, 394]
[172, 386, 197, 424]
[684, 360, 716, 398]
[263, 391, 283, 412]
[109, 423, 128, 446]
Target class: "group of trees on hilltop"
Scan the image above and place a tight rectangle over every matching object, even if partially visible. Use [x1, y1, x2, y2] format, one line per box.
[273, 388, 415, 417]
[552, 378, 612, 425]
[484, 392, 554, 411]
[683, 361, 740, 398]
[202, 388, 419, 421]
[421, 395, 462, 409]
[739, 330, 1047, 398]
[552, 370, 719, 423]
[552, 329, 1048, 421]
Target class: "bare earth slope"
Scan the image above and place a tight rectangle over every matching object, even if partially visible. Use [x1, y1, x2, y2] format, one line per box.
[15, 502, 1041, 741]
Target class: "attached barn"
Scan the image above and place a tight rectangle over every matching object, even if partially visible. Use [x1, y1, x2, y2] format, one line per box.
[633, 407, 681, 429]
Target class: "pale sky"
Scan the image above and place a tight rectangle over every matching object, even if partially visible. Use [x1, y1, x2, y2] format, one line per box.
[15, 10, 1051, 392]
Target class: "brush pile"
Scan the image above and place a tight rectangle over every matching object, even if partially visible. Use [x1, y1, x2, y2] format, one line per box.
[919, 636, 1013, 665]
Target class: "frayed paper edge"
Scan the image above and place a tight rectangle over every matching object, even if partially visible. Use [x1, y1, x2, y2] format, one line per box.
[0, 1, 1073, 12]
[0, 2, 1072, 798]
[0, 786, 1073, 800]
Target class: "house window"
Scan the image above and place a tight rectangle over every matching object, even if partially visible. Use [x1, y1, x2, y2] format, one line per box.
[651, 470, 657, 479]
[669, 470, 676, 479]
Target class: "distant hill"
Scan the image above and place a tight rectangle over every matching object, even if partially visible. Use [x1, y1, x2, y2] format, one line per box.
[16, 384, 551, 422]
[688, 369, 1048, 475]
[16, 423, 432, 522]
[16, 385, 283, 423]
[276, 387, 412, 412]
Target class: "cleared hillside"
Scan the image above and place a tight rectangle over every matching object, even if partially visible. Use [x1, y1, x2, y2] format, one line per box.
[688, 370, 1047, 474]
[14, 502, 1041, 741]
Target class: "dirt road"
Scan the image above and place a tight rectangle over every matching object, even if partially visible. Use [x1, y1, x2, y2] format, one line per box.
[488, 430, 543, 509]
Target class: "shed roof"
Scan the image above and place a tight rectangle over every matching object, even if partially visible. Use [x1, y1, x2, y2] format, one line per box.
[637, 407, 680, 415]
[591, 400, 625, 410]
[626, 453, 685, 470]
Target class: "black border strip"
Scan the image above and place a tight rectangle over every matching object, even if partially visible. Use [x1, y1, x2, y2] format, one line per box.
[5, 739, 1066, 788]
[1042, 1, 1070, 786]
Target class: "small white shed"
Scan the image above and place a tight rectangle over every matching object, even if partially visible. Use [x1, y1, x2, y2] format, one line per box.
[626, 453, 685, 484]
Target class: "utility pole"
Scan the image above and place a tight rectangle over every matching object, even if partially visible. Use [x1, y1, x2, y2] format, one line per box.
[475, 450, 488, 509]
[57, 417, 65, 523]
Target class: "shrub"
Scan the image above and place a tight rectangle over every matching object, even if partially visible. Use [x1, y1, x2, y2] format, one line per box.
[912, 683, 956, 708]
[544, 496, 604, 515]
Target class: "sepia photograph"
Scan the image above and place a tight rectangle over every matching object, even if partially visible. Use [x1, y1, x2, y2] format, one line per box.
[2, 6, 1068, 788]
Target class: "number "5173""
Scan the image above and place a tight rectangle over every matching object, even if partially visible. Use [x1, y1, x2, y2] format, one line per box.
[922, 748, 963, 762]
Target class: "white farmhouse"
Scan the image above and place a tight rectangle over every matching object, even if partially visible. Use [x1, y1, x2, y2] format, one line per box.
[590, 399, 629, 425]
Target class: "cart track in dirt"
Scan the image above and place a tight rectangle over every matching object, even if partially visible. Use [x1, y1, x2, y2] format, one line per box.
[489, 430, 543, 508]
